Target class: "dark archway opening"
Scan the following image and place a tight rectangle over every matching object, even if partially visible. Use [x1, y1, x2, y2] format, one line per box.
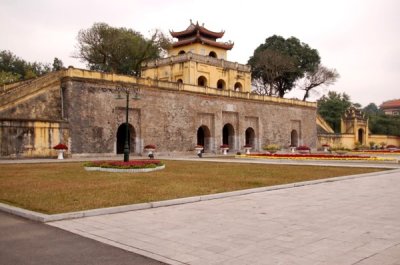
[198, 76, 207, 87]
[234, 82, 243, 91]
[178, 50, 185, 55]
[222, 123, 235, 150]
[290, 130, 298, 147]
[197, 125, 211, 151]
[358, 128, 364, 144]
[117, 123, 135, 154]
[209, 51, 217, 58]
[245, 127, 255, 146]
[217, 79, 226, 90]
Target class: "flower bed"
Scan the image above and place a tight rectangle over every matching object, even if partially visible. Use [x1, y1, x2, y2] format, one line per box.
[352, 150, 400, 154]
[84, 160, 165, 173]
[236, 153, 397, 162]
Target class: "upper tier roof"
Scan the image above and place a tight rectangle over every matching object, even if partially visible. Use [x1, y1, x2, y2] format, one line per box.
[170, 20, 234, 50]
[170, 20, 225, 39]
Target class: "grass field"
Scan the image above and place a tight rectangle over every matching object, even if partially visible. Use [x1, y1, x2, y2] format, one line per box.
[0, 160, 385, 214]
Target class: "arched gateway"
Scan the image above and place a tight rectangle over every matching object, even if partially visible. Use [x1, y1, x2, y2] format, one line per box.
[116, 123, 136, 154]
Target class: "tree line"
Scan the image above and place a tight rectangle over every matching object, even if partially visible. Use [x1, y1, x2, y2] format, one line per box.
[0, 50, 64, 85]
[318, 91, 400, 136]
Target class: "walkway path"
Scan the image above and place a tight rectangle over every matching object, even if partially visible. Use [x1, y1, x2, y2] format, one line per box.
[0, 211, 166, 265]
[50, 169, 400, 265]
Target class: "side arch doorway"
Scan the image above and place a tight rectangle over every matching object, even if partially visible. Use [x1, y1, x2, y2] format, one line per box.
[116, 123, 136, 154]
[197, 125, 211, 151]
[222, 123, 235, 150]
[245, 127, 255, 147]
[358, 128, 364, 144]
[290, 130, 298, 147]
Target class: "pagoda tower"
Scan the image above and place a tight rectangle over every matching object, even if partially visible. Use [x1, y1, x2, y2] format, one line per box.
[141, 21, 251, 92]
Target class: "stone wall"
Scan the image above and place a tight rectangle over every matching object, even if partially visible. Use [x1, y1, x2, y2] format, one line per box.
[63, 77, 317, 155]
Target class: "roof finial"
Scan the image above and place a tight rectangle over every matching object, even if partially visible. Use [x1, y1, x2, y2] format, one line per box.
[190, 19, 193, 25]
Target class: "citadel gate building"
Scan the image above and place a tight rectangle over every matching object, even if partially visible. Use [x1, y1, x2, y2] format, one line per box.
[0, 22, 317, 158]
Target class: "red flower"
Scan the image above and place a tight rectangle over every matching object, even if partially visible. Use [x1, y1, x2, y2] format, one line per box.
[220, 144, 229, 148]
[144, 144, 156, 149]
[53, 143, 68, 150]
[297, 145, 310, 150]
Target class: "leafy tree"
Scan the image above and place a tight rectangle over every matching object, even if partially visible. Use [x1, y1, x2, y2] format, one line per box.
[0, 50, 51, 85]
[363, 103, 400, 136]
[297, 64, 339, 101]
[249, 35, 320, 98]
[52, 57, 64, 71]
[75, 23, 170, 76]
[317, 91, 353, 133]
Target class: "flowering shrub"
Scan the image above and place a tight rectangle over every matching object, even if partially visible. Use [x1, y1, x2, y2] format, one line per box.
[243, 144, 252, 148]
[322, 144, 330, 147]
[84, 160, 163, 169]
[144, 144, 156, 149]
[53, 143, 68, 150]
[220, 144, 229, 149]
[238, 153, 396, 162]
[262, 144, 280, 151]
[387, 145, 397, 149]
[330, 144, 351, 152]
[296, 145, 310, 151]
[195, 145, 204, 149]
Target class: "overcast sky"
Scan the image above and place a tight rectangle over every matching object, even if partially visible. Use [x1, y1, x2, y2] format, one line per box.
[1, 0, 399, 106]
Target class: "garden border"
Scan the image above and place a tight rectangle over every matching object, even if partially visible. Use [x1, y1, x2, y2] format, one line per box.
[0, 168, 399, 223]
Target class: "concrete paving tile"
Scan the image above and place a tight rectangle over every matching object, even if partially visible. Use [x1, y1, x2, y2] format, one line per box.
[49, 170, 400, 265]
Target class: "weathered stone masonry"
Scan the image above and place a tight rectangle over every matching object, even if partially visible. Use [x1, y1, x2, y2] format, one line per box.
[0, 69, 317, 157]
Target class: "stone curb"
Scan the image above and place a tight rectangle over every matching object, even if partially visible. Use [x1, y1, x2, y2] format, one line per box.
[1, 168, 399, 223]
[84, 165, 165, 173]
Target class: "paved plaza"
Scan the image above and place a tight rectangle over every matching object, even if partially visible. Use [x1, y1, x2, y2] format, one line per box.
[50, 169, 400, 265]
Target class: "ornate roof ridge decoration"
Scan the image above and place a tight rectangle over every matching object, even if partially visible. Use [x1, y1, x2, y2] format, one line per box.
[380, 99, 400, 109]
[170, 20, 225, 38]
[343, 106, 367, 120]
[170, 20, 233, 50]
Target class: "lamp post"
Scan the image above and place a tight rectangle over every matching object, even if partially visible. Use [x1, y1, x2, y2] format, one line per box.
[116, 84, 141, 162]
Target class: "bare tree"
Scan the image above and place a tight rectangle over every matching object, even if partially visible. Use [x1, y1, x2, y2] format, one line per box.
[299, 64, 339, 101]
[250, 50, 296, 96]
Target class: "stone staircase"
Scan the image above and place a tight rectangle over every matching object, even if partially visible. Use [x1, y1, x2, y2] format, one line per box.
[0, 71, 63, 110]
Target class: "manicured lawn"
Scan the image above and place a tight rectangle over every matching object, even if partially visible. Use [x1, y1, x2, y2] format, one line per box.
[0, 160, 385, 214]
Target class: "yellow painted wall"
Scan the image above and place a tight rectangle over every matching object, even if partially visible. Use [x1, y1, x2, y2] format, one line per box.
[169, 43, 228, 60]
[141, 57, 251, 92]
[22, 121, 69, 158]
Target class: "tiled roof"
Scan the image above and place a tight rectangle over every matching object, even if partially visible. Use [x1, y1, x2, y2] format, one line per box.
[172, 35, 234, 50]
[170, 21, 224, 39]
[380, 99, 400, 109]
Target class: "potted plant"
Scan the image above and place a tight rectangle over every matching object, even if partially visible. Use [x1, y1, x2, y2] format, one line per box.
[321, 144, 330, 152]
[288, 145, 297, 153]
[297, 145, 311, 154]
[144, 144, 156, 159]
[220, 144, 229, 155]
[194, 145, 204, 157]
[331, 144, 350, 155]
[262, 144, 280, 154]
[243, 144, 252, 155]
[53, 143, 68, 160]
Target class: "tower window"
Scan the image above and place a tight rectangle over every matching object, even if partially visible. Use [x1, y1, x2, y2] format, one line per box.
[209, 51, 217, 58]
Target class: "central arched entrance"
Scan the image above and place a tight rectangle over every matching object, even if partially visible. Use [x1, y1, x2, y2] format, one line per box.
[290, 130, 298, 147]
[222, 123, 235, 150]
[116, 123, 136, 154]
[197, 125, 211, 151]
[245, 127, 255, 147]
